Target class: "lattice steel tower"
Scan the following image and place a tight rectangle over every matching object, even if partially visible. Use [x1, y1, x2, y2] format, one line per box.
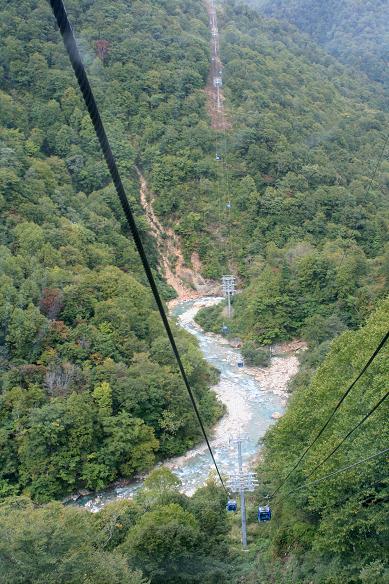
[227, 435, 258, 548]
[221, 275, 235, 318]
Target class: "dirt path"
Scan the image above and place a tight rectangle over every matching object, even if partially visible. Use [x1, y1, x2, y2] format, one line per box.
[205, 0, 231, 130]
[136, 168, 218, 305]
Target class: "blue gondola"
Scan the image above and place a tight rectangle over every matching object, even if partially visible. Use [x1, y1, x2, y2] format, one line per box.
[226, 499, 237, 512]
[237, 359, 244, 368]
[221, 324, 229, 335]
[258, 505, 271, 522]
[215, 153, 221, 160]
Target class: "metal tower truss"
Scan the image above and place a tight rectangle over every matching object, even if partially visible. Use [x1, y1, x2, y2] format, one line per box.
[226, 472, 258, 493]
[227, 434, 257, 548]
[221, 275, 236, 318]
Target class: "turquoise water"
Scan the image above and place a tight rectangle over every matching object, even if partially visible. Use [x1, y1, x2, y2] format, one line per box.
[76, 297, 284, 511]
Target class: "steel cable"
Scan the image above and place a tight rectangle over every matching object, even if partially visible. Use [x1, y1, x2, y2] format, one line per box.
[270, 330, 389, 497]
[48, 0, 227, 493]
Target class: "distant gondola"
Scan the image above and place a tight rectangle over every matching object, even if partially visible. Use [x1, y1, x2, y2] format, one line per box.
[258, 505, 271, 522]
[237, 359, 244, 368]
[226, 499, 237, 512]
[221, 324, 229, 335]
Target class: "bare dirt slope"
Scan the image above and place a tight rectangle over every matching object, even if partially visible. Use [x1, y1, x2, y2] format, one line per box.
[137, 169, 218, 304]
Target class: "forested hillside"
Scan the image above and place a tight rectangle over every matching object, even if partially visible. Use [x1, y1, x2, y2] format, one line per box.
[255, 0, 389, 87]
[195, 0, 389, 352]
[249, 298, 389, 583]
[0, 469, 231, 583]
[0, 0, 223, 502]
[1, 0, 388, 582]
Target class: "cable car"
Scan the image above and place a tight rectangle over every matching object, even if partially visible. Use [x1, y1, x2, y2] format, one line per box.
[226, 201, 231, 209]
[258, 505, 271, 522]
[221, 324, 229, 335]
[215, 153, 221, 160]
[226, 499, 237, 512]
[237, 359, 244, 368]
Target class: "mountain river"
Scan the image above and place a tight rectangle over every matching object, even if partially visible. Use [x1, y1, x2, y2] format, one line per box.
[76, 296, 297, 511]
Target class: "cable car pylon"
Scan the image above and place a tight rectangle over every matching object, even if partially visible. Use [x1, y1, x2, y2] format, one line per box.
[227, 435, 258, 549]
[221, 275, 235, 318]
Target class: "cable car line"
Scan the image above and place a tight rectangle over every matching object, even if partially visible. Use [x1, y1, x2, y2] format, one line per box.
[302, 389, 388, 483]
[258, 446, 388, 518]
[269, 330, 389, 498]
[267, 389, 388, 502]
[269, 391, 389, 499]
[48, 0, 228, 494]
[49, 0, 387, 519]
[363, 133, 389, 201]
[285, 447, 389, 496]
[318, 479, 388, 512]
[215, 138, 224, 248]
[210, 4, 232, 266]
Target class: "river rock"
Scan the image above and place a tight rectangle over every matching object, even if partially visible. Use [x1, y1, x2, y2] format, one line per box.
[272, 411, 283, 419]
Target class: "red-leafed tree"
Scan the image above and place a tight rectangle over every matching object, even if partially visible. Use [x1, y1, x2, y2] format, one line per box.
[95, 39, 110, 62]
[39, 288, 63, 320]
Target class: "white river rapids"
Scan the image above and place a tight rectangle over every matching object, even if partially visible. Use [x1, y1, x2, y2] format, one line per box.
[76, 296, 299, 511]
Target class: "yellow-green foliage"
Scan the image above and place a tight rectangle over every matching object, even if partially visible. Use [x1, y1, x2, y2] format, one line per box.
[0, 0, 222, 502]
[254, 298, 389, 581]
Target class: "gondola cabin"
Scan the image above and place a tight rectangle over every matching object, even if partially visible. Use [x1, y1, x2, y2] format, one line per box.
[226, 201, 231, 209]
[215, 153, 221, 160]
[258, 505, 271, 522]
[221, 324, 229, 335]
[237, 360, 244, 368]
[226, 499, 237, 512]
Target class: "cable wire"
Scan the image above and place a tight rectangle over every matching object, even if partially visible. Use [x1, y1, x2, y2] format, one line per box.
[302, 389, 388, 482]
[270, 330, 389, 497]
[48, 0, 227, 494]
[363, 133, 389, 201]
[285, 447, 389, 496]
[266, 389, 388, 502]
[268, 134, 389, 498]
[326, 480, 389, 511]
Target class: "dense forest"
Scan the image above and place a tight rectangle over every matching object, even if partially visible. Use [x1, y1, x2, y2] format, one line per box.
[0, 469, 231, 584]
[254, 0, 389, 87]
[0, 0, 388, 582]
[252, 298, 389, 583]
[0, 0, 223, 502]
[195, 0, 389, 353]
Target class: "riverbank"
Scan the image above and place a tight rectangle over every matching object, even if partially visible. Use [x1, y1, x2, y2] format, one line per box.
[244, 339, 306, 404]
[72, 296, 298, 509]
[166, 303, 304, 477]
